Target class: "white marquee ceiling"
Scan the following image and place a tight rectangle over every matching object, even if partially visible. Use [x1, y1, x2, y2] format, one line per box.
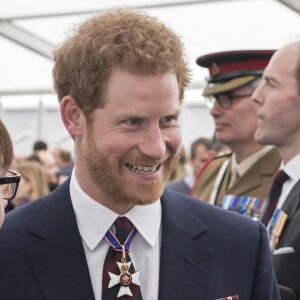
[0, 0, 299, 99]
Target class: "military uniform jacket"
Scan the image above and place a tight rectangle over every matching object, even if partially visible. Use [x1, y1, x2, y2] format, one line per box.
[191, 147, 281, 206]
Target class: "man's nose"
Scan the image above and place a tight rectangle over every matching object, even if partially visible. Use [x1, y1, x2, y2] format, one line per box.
[138, 125, 166, 160]
[210, 99, 223, 117]
[251, 84, 263, 105]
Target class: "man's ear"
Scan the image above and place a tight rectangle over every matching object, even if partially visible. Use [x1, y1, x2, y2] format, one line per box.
[60, 96, 84, 137]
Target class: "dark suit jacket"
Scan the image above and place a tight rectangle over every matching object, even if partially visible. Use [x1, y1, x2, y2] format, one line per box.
[0, 180, 279, 299]
[166, 177, 190, 194]
[273, 178, 300, 300]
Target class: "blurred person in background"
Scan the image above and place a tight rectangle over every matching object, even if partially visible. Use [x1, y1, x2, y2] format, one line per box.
[34, 149, 59, 191]
[168, 145, 187, 181]
[53, 147, 73, 169]
[33, 140, 48, 152]
[53, 147, 74, 184]
[167, 137, 215, 194]
[12, 160, 49, 208]
[28, 146, 60, 191]
[0, 120, 20, 226]
[190, 50, 281, 221]
[57, 164, 73, 185]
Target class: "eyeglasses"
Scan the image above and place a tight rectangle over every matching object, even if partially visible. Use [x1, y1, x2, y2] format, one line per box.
[0, 170, 20, 200]
[205, 92, 253, 110]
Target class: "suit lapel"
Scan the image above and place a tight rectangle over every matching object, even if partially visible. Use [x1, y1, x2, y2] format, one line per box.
[282, 178, 300, 221]
[27, 181, 95, 300]
[277, 178, 300, 248]
[158, 190, 215, 299]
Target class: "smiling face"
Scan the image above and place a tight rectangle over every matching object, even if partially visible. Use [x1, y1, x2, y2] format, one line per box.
[65, 69, 182, 213]
[252, 42, 300, 162]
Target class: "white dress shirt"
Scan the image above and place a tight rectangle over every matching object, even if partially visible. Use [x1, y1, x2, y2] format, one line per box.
[277, 154, 300, 209]
[70, 171, 161, 300]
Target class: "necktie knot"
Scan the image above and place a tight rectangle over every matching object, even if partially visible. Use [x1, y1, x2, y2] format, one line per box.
[274, 170, 289, 186]
[114, 217, 133, 245]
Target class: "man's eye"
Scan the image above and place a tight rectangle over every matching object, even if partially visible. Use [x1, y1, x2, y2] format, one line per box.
[127, 119, 140, 125]
[162, 116, 175, 122]
[266, 79, 276, 88]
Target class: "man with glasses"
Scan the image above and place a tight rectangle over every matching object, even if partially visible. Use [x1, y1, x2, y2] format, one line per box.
[191, 50, 281, 221]
[0, 120, 20, 227]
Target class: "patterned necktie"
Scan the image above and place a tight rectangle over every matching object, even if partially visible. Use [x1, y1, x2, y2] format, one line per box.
[102, 217, 143, 300]
[262, 170, 289, 225]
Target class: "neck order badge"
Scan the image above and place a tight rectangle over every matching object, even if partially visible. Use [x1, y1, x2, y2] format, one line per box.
[103, 217, 141, 298]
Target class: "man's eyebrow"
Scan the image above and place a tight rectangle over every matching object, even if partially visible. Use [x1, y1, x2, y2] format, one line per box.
[264, 74, 278, 83]
[168, 107, 181, 115]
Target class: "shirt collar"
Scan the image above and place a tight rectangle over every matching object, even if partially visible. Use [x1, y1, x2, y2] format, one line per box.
[231, 145, 274, 177]
[70, 170, 161, 251]
[282, 153, 300, 182]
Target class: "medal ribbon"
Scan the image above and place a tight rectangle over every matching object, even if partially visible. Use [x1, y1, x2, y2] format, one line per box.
[267, 208, 280, 237]
[105, 226, 137, 253]
[268, 208, 288, 252]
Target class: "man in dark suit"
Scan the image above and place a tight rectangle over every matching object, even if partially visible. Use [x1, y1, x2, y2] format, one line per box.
[0, 9, 279, 300]
[252, 40, 300, 300]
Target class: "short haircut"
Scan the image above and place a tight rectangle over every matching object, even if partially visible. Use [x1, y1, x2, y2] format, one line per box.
[33, 140, 48, 151]
[190, 138, 213, 160]
[58, 149, 72, 163]
[53, 9, 191, 118]
[0, 120, 13, 170]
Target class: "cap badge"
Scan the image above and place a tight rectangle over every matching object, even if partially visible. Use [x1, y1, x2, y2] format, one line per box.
[212, 62, 220, 76]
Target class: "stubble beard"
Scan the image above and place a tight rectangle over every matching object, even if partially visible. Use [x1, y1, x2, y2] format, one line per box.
[83, 134, 180, 207]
